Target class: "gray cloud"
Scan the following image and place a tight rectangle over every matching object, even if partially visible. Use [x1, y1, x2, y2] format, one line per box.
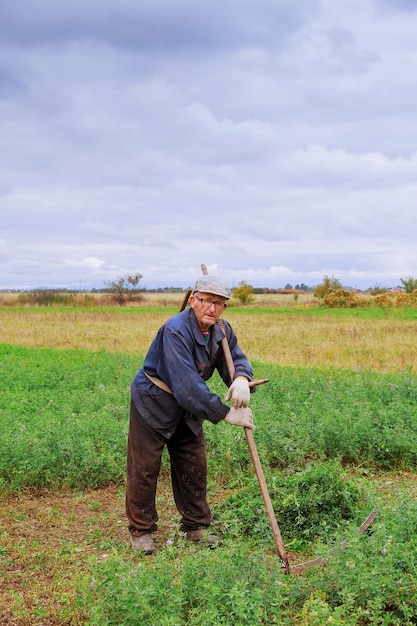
[0, 1, 317, 51]
[1, 0, 416, 291]
[375, 0, 417, 13]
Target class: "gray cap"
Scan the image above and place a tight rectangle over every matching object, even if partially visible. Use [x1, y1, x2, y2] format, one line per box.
[192, 275, 231, 299]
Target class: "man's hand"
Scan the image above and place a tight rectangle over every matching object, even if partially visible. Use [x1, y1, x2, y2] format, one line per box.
[224, 407, 255, 430]
[225, 377, 250, 408]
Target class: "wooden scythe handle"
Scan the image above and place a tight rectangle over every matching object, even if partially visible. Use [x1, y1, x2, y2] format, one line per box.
[199, 264, 290, 571]
[178, 264, 206, 311]
[218, 323, 291, 573]
[179, 289, 192, 312]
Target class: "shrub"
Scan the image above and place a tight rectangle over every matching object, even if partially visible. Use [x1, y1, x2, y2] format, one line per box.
[232, 281, 255, 305]
[322, 289, 360, 308]
[372, 291, 397, 307]
[314, 276, 343, 299]
[394, 290, 417, 307]
[18, 290, 76, 306]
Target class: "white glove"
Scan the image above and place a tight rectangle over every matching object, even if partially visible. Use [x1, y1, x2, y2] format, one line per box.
[224, 407, 255, 430]
[225, 377, 250, 408]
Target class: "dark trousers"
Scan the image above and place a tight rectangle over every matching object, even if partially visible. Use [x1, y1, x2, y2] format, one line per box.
[126, 399, 212, 536]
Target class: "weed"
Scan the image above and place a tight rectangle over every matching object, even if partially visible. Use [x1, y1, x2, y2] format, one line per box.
[213, 461, 368, 548]
[80, 496, 417, 625]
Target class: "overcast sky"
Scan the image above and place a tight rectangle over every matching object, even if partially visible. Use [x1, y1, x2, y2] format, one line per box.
[1, 0, 416, 291]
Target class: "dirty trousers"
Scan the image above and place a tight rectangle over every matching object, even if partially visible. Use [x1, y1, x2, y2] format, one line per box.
[126, 400, 212, 536]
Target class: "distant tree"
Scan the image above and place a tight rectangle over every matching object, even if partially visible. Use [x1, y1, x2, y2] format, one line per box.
[20, 289, 74, 306]
[232, 281, 255, 305]
[370, 284, 389, 295]
[314, 275, 343, 299]
[284, 283, 293, 290]
[400, 276, 417, 293]
[105, 273, 144, 306]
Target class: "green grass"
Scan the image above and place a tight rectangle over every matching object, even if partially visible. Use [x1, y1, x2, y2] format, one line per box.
[206, 365, 417, 477]
[2, 344, 417, 494]
[229, 305, 417, 320]
[2, 342, 417, 624]
[0, 344, 136, 492]
[5, 302, 417, 319]
[82, 497, 417, 625]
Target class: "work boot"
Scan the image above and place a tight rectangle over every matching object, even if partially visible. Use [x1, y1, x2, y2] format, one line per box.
[186, 529, 219, 548]
[130, 533, 156, 555]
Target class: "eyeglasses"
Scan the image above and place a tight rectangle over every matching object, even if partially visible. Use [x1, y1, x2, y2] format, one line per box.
[194, 296, 227, 311]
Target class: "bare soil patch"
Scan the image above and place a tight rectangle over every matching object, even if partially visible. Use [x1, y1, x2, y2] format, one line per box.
[0, 475, 179, 625]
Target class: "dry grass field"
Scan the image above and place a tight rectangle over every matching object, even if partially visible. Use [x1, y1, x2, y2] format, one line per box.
[1, 296, 417, 372]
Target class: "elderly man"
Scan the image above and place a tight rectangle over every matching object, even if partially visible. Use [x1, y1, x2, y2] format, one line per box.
[126, 274, 255, 554]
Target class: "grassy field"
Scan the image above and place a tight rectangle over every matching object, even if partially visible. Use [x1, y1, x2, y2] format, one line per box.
[1, 305, 417, 624]
[1, 300, 417, 371]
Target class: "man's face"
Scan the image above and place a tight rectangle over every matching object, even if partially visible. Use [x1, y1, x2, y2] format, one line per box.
[190, 291, 228, 331]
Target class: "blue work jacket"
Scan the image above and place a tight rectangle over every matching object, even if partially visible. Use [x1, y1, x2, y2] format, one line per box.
[130, 308, 254, 438]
